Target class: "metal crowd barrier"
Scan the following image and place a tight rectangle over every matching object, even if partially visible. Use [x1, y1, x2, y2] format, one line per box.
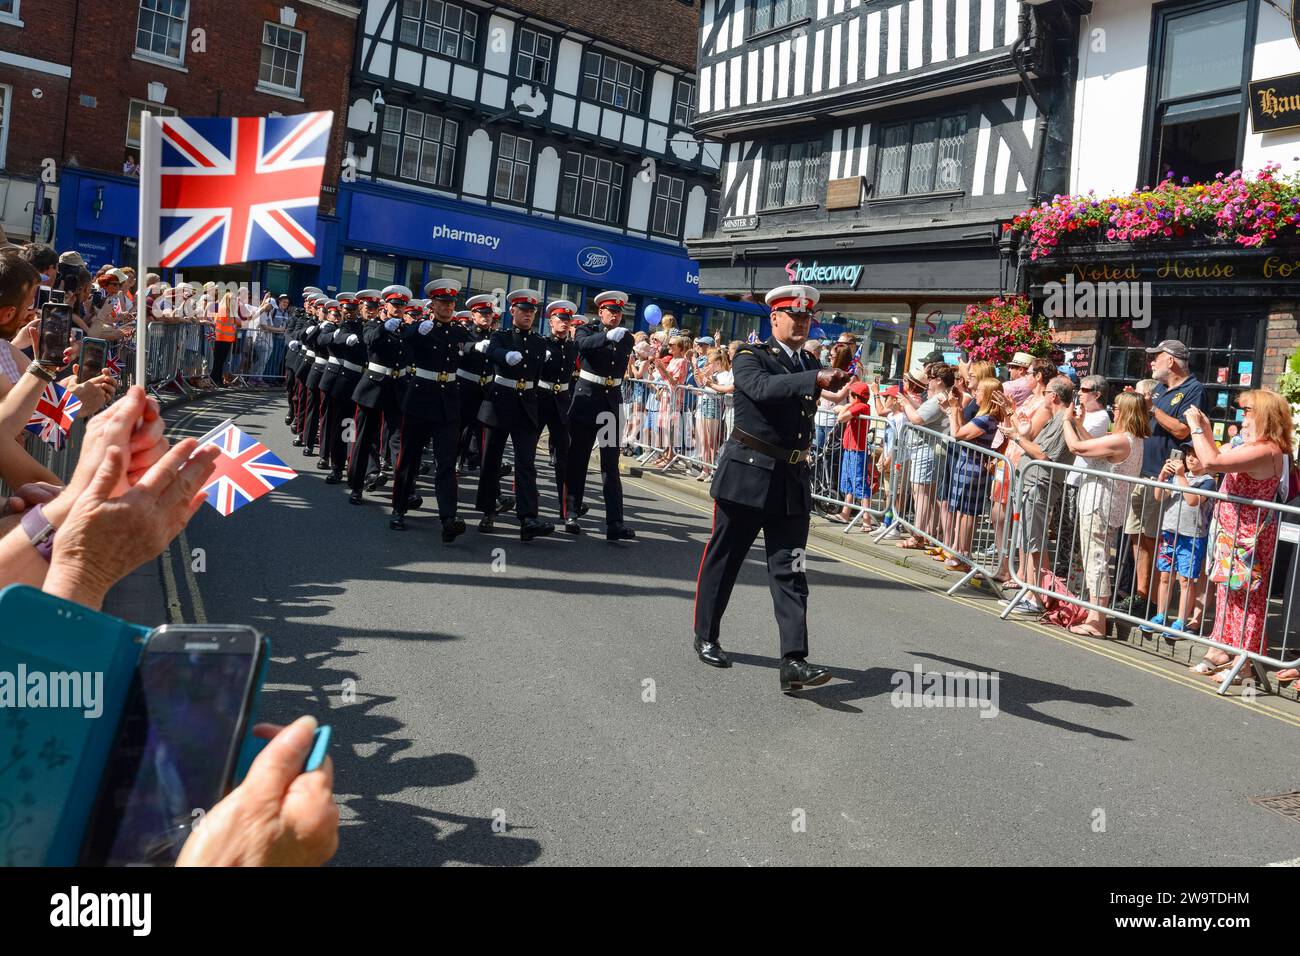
[226, 328, 288, 386]
[810, 414, 891, 532]
[875, 420, 1016, 596]
[1003, 458, 1300, 694]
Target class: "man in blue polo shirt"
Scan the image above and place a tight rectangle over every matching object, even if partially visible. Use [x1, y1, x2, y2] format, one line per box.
[1116, 338, 1207, 617]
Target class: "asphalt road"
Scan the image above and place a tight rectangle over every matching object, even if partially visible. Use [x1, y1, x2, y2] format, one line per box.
[153, 390, 1300, 866]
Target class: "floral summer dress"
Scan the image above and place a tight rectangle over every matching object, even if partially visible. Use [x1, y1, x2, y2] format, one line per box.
[1211, 469, 1282, 656]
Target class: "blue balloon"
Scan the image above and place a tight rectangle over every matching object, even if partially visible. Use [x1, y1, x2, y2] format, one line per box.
[644, 304, 662, 325]
[809, 326, 824, 339]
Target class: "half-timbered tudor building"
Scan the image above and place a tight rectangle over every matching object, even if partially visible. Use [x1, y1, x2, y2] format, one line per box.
[336, 0, 765, 336]
[686, 0, 1087, 375]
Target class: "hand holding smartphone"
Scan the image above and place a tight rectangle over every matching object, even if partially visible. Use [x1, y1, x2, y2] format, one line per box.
[37, 302, 72, 366]
[77, 337, 108, 382]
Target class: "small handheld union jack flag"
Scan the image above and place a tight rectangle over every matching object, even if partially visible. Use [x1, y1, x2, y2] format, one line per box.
[139, 111, 334, 269]
[747, 331, 760, 344]
[104, 350, 124, 378]
[195, 421, 296, 517]
[25, 382, 82, 450]
[848, 344, 862, 376]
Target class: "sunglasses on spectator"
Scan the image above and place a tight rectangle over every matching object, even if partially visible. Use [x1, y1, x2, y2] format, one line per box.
[1079, 386, 1095, 393]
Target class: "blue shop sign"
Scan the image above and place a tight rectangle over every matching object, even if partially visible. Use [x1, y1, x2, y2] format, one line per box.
[74, 235, 119, 272]
[347, 189, 707, 301]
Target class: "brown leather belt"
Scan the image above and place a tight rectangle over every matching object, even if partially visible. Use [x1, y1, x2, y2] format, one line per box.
[732, 428, 809, 465]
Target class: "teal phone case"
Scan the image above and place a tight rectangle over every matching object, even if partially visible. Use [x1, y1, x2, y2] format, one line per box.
[0, 585, 268, 866]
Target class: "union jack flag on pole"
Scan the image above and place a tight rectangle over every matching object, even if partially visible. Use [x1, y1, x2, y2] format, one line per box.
[25, 382, 82, 450]
[194, 420, 297, 517]
[135, 110, 334, 383]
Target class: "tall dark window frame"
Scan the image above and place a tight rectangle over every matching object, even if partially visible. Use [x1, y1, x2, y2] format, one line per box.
[377, 106, 460, 189]
[515, 26, 554, 83]
[874, 113, 967, 199]
[494, 132, 533, 204]
[581, 50, 645, 114]
[561, 150, 626, 226]
[1138, 0, 1256, 189]
[760, 137, 824, 211]
[398, 0, 479, 64]
[651, 174, 686, 238]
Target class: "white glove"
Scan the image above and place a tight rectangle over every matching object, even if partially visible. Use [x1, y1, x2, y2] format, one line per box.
[418, 320, 434, 335]
[383, 318, 400, 332]
[305, 325, 317, 335]
[607, 326, 627, 343]
[474, 339, 490, 354]
[505, 350, 523, 366]
[346, 334, 360, 346]
[288, 340, 300, 351]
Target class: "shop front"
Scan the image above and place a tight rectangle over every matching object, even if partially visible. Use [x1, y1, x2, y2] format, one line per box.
[692, 223, 1009, 376]
[328, 182, 764, 338]
[1027, 242, 1300, 444]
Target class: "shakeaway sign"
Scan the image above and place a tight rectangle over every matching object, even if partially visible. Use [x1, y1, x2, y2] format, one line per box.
[347, 189, 704, 299]
[784, 258, 864, 288]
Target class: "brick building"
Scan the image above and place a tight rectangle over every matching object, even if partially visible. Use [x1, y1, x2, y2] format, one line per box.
[1, 0, 358, 291]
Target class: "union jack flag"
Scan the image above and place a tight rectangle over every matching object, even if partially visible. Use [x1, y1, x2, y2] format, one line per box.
[849, 344, 862, 376]
[141, 111, 333, 269]
[196, 423, 296, 517]
[747, 331, 760, 344]
[104, 350, 124, 378]
[25, 382, 82, 450]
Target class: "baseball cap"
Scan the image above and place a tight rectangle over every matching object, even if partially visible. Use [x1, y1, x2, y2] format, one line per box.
[1145, 339, 1190, 362]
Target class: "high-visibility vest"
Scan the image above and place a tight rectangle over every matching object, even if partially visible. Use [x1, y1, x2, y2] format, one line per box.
[214, 310, 238, 343]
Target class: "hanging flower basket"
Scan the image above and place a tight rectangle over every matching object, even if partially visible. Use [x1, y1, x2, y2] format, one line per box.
[947, 294, 1057, 366]
[1006, 165, 1300, 261]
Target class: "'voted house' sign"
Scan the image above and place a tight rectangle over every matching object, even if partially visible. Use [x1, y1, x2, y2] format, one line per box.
[578, 246, 614, 276]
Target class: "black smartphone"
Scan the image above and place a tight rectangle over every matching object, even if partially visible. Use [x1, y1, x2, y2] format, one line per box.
[78, 337, 108, 382]
[37, 302, 72, 365]
[79, 625, 266, 866]
[35, 285, 53, 309]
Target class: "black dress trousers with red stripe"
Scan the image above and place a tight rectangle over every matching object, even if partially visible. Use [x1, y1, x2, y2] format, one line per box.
[692, 340, 822, 661]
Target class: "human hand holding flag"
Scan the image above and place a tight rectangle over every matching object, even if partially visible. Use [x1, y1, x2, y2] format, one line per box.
[25, 381, 82, 450]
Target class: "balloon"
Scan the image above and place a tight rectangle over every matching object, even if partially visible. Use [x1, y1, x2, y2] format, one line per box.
[809, 326, 824, 339]
[644, 304, 662, 325]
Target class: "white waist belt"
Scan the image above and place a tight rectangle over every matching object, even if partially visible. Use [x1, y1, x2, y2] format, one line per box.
[494, 375, 533, 391]
[303, 349, 316, 359]
[368, 362, 397, 375]
[340, 359, 364, 373]
[328, 356, 341, 365]
[579, 369, 622, 387]
[313, 357, 328, 366]
[538, 380, 569, 393]
[456, 368, 492, 384]
[415, 368, 454, 382]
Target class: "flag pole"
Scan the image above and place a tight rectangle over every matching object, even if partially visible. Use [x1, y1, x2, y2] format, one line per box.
[135, 110, 156, 388]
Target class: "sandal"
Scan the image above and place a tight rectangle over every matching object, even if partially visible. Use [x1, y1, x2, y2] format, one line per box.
[896, 539, 926, 550]
[1068, 624, 1109, 638]
[925, 547, 944, 557]
[825, 514, 849, 524]
[1274, 668, 1299, 684]
[1190, 657, 1232, 675]
[943, 558, 969, 571]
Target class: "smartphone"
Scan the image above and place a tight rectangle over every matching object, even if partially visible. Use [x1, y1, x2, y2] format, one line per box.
[79, 625, 267, 866]
[78, 337, 108, 382]
[37, 302, 72, 365]
[1170, 449, 1184, 463]
[35, 285, 53, 309]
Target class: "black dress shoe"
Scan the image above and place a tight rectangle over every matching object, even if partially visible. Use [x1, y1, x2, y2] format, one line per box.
[315, 459, 330, 471]
[441, 516, 466, 543]
[501, 463, 514, 477]
[324, 472, 343, 484]
[478, 514, 495, 533]
[496, 495, 515, 514]
[605, 523, 637, 542]
[366, 471, 388, 493]
[419, 462, 430, 475]
[520, 518, 554, 542]
[564, 517, 582, 535]
[779, 658, 831, 693]
[694, 636, 730, 668]
[292, 437, 304, 447]
[407, 495, 423, 510]
[348, 490, 364, 505]
[284, 415, 293, 425]
[389, 511, 405, 531]
[577, 504, 590, 517]
[302, 447, 315, 457]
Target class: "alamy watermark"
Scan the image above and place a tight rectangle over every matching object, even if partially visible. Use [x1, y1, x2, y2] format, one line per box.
[889, 663, 999, 718]
[1042, 274, 1152, 330]
[0, 664, 103, 719]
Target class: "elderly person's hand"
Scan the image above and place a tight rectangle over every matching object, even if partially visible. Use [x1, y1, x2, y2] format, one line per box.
[1184, 405, 1210, 431]
[41, 435, 218, 609]
[48, 386, 168, 508]
[177, 716, 339, 867]
[67, 373, 117, 417]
